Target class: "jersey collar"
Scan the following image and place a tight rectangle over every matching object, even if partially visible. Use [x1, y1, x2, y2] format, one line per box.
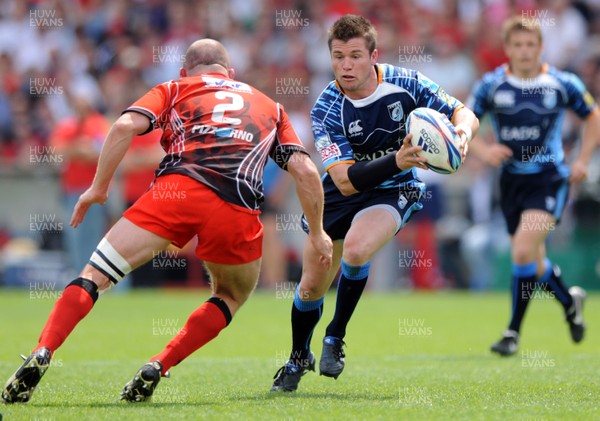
[505, 63, 548, 77]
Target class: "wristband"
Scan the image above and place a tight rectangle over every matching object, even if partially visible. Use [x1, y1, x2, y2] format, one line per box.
[455, 124, 472, 143]
[347, 153, 401, 192]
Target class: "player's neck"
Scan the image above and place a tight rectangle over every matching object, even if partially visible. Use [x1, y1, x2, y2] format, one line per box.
[510, 63, 543, 79]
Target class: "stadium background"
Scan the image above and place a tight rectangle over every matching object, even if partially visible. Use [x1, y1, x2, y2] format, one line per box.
[0, 0, 599, 294]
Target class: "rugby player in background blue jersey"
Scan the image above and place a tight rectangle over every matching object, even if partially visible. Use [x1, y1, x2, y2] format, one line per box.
[467, 16, 600, 356]
[271, 14, 479, 391]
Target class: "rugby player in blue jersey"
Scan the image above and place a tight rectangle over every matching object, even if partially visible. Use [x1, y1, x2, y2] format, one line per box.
[271, 14, 479, 391]
[467, 16, 600, 356]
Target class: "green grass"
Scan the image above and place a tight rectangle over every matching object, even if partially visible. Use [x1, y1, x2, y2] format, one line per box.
[0, 289, 598, 420]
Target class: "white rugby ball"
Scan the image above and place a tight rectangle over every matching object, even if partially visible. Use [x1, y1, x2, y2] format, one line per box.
[406, 107, 462, 174]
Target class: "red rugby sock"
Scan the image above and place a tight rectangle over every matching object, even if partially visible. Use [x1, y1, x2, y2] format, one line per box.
[151, 299, 231, 373]
[36, 280, 98, 353]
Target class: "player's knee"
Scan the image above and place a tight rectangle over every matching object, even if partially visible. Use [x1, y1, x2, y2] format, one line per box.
[298, 267, 331, 298]
[78, 265, 112, 292]
[212, 278, 255, 309]
[297, 282, 326, 300]
[341, 240, 371, 266]
[511, 245, 535, 265]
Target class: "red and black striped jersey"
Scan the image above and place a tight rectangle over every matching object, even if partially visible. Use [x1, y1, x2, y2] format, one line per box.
[124, 73, 308, 213]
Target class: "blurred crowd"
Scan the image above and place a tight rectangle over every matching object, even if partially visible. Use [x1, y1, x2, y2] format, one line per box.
[0, 0, 599, 289]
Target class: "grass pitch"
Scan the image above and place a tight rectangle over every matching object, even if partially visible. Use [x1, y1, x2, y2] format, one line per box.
[0, 288, 598, 420]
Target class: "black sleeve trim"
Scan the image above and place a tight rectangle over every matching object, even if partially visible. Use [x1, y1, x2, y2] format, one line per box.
[271, 145, 310, 170]
[122, 108, 155, 135]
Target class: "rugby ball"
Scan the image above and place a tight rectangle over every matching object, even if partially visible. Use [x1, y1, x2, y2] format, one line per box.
[406, 107, 462, 174]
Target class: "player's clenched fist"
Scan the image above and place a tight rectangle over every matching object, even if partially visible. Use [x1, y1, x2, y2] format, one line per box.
[395, 134, 428, 170]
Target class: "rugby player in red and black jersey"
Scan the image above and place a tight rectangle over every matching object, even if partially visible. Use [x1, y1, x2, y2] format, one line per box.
[2, 39, 332, 404]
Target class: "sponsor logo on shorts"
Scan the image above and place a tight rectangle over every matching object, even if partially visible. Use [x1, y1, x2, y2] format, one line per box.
[398, 194, 408, 209]
[545, 196, 556, 212]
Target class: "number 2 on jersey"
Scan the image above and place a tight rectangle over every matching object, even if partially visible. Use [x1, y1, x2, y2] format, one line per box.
[211, 91, 243, 126]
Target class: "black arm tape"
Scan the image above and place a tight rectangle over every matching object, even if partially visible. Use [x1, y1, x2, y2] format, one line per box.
[66, 277, 99, 303]
[346, 153, 401, 192]
[207, 297, 233, 325]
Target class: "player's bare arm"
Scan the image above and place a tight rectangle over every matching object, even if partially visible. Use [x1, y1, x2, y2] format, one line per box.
[570, 107, 600, 183]
[468, 136, 513, 168]
[71, 112, 151, 227]
[451, 107, 480, 160]
[287, 152, 333, 268]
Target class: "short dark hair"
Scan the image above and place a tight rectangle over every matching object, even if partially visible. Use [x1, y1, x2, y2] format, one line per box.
[328, 15, 377, 53]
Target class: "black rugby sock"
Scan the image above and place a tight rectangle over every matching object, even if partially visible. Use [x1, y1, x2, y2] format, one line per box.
[325, 261, 369, 339]
[508, 262, 537, 333]
[290, 288, 323, 365]
[536, 259, 572, 311]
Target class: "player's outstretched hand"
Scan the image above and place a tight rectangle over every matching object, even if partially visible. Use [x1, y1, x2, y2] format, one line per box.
[569, 160, 589, 183]
[396, 134, 428, 170]
[309, 230, 333, 269]
[70, 187, 108, 228]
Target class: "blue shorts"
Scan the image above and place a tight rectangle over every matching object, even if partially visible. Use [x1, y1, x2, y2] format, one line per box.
[303, 181, 425, 241]
[500, 169, 569, 235]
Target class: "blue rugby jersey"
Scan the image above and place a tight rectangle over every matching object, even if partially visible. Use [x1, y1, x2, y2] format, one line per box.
[311, 63, 464, 197]
[467, 64, 596, 176]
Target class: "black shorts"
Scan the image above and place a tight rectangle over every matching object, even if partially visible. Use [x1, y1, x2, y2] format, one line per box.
[302, 181, 425, 241]
[500, 169, 569, 235]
